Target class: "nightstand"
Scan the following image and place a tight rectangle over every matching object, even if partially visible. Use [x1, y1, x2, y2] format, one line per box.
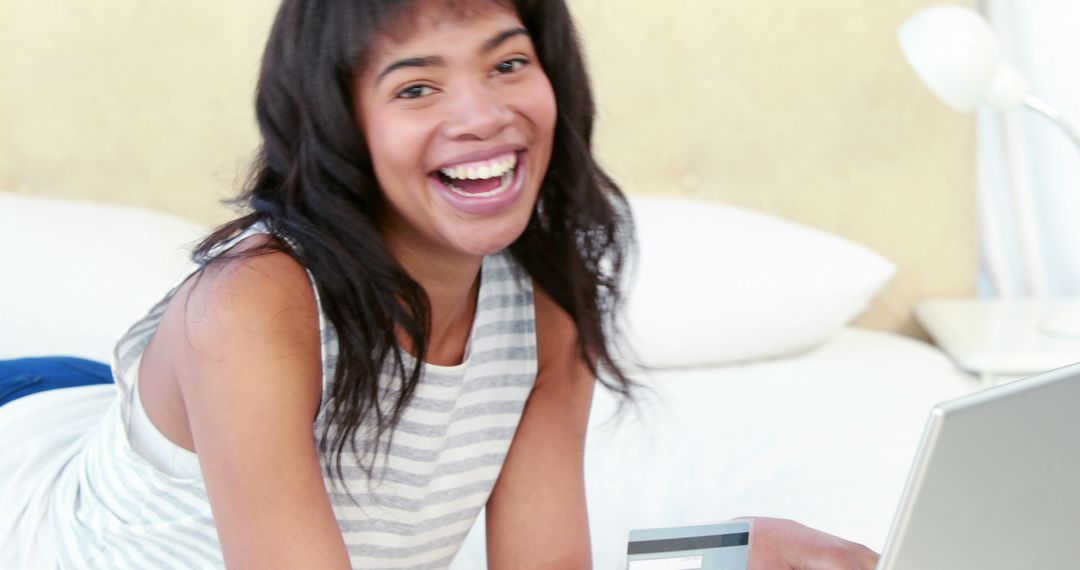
[916, 299, 1080, 385]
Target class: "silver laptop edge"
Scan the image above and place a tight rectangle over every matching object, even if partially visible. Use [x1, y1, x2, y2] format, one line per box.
[877, 362, 1080, 569]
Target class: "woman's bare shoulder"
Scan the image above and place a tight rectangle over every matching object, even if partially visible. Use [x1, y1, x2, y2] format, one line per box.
[138, 234, 324, 453]
[149, 234, 323, 407]
[177, 236, 319, 355]
[187, 236, 314, 321]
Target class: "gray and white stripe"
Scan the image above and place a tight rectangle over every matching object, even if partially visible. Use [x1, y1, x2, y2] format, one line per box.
[43, 226, 537, 569]
[322, 252, 537, 568]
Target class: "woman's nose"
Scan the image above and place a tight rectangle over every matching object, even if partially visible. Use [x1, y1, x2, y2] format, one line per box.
[443, 83, 514, 141]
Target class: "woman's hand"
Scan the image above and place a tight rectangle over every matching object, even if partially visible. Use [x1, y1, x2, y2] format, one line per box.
[742, 517, 880, 570]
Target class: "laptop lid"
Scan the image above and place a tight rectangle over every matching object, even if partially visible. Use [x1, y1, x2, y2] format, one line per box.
[878, 362, 1080, 569]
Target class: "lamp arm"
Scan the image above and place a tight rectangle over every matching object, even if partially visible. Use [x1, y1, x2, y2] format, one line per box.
[1019, 94, 1080, 339]
[1023, 95, 1080, 152]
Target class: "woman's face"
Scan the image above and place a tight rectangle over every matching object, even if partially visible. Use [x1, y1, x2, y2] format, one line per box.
[355, 1, 557, 262]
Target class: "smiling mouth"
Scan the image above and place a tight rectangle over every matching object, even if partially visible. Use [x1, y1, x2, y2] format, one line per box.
[435, 153, 518, 198]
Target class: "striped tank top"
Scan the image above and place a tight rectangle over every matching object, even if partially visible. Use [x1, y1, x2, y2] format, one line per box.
[43, 227, 538, 568]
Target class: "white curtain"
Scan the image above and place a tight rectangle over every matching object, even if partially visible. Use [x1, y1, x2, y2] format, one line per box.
[978, 0, 1080, 298]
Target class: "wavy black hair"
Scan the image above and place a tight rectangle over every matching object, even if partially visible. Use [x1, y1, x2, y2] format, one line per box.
[195, 0, 634, 482]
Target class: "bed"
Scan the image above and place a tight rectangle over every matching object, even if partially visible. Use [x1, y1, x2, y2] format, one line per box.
[452, 196, 978, 568]
[0, 192, 978, 568]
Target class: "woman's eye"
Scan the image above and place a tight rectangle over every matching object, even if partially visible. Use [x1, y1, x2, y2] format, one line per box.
[492, 58, 528, 75]
[396, 84, 436, 99]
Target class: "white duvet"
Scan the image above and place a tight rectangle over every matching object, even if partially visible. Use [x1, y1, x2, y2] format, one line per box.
[452, 328, 977, 569]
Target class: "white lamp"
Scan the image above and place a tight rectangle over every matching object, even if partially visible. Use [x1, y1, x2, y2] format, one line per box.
[899, 5, 1028, 112]
[899, 4, 1080, 147]
[900, 4, 1080, 341]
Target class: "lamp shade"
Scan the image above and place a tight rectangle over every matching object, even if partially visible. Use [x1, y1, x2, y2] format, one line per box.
[899, 5, 1028, 112]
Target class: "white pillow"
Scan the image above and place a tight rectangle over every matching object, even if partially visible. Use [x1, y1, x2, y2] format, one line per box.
[618, 196, 895, 368]
[0, 194, 208, 361]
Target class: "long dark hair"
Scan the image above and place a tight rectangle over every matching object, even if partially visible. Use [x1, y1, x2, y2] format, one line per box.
[195, 0, 633, 481]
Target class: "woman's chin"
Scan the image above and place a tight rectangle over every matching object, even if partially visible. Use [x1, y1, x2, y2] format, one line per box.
[447, 224, 527, 257]
[431, 191, 537, 257]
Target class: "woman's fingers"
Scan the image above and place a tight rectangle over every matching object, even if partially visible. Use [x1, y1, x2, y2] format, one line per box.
[850, 541, 881, 570]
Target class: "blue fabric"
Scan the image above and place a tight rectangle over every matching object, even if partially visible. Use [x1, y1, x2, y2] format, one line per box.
[0, 357, 113, 407]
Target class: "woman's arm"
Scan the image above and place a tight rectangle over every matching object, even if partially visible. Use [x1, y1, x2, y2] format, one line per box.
[167, 248, 351, 569]
[484, 285, 596, 570]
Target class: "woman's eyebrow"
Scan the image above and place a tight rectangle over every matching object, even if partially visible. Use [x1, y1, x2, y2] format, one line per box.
[375, 27, 529, 85]
[377, 55, 444, 84]
[481, 27, 529, 53]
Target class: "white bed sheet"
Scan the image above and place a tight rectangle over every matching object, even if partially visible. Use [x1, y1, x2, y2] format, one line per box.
[451, 327, 978, 569]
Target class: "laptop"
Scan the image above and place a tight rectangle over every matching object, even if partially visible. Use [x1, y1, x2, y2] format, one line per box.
[877, 361, 1080, 569]
[626, 363, 1080, 569]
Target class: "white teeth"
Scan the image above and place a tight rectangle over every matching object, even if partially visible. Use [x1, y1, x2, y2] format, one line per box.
[439, 153, 517, 180]
[444, 168, 515, 198]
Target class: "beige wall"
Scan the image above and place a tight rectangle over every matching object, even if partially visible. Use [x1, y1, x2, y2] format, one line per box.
[2, 1, 277, 223]
[1, 0, 975, 336]
[0, 0, 16, 191]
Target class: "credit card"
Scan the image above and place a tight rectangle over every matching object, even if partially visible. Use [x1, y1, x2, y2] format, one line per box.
[627, 521, 751, 570]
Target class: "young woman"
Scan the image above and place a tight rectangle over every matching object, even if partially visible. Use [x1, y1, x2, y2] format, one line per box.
[0, 0, 879, 568]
